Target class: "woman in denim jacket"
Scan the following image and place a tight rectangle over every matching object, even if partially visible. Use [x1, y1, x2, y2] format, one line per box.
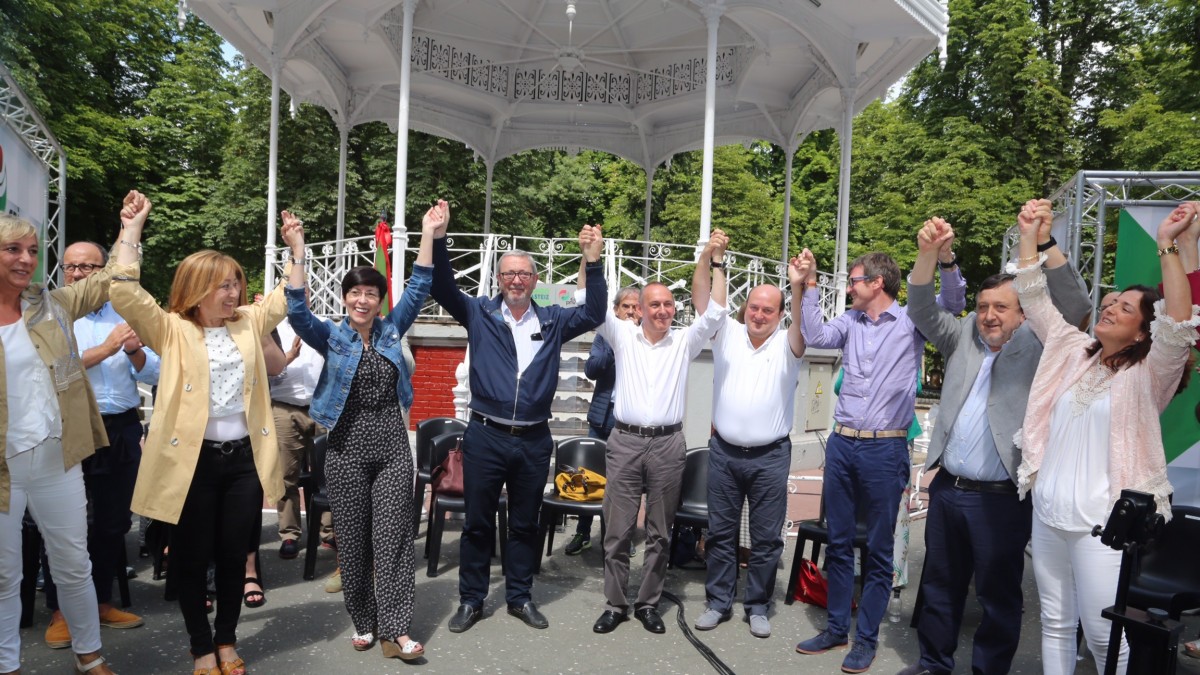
[282, 201, 445, 661]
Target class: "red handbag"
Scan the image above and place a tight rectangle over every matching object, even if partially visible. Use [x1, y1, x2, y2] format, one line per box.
[432, 438, 465, 496]
[793, 558, 829, 607]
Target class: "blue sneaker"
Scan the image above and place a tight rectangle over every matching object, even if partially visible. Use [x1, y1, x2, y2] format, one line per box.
[795, 629, 848, 655]
[841, 642, 876, 673]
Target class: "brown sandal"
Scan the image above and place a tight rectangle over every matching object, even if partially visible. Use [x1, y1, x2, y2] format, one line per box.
[215, 644, 246, 675]
[380, 638, 424, 661]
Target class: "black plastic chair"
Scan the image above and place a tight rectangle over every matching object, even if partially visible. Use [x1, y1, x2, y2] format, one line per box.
[301, 433, 331, 580]
[412, 417, 468, 536]
[1126, 503, 1200, 618]
[536, 436, 607, 573]
[668, 447, 710, 570]
[425, 431, 508, 577]
[784, 483, 870, 605]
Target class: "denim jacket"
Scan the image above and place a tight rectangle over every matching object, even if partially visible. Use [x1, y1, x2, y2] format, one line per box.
[285, 264, 432, 431]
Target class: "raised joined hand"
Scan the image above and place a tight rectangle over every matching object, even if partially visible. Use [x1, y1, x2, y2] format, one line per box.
[120, 191, 151, 232]
[423, 200, 450, 237]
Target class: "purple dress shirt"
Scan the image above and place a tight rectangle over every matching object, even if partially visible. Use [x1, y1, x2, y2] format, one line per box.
[801, 269, 966, 432]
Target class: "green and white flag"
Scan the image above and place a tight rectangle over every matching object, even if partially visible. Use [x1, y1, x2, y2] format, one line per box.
[1118, 206, 1200, 506]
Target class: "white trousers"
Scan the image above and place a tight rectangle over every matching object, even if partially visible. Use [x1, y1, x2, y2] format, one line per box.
[0, 437, 100, 671]
[1031, 516, 1128, 675]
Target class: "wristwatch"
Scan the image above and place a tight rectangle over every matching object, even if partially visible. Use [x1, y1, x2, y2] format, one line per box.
[709, 260, 726, 269]
[938, 254, 957, 269]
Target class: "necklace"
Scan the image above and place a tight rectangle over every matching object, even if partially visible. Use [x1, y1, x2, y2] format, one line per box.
[1070, 360, 1116, 417]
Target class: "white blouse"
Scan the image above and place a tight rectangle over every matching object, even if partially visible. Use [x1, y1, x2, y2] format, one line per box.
[0, 318, 62, 458]
[1033, 387, 1113, 532]
[204, 326, 245, 418]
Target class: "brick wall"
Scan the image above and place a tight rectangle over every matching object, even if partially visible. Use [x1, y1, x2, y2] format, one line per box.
[409, 344, 465, 428]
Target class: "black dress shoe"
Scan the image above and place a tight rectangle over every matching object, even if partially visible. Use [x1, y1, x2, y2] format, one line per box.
[507, 601, 549, 629]
[592, 610, 628, 634]
[634, 606, 666, 634]
[448, 604, 481, 633]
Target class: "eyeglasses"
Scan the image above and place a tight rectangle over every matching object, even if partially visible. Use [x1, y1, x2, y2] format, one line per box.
[499, 271, 535, 281]
[346, 289, 381, 301]
[63, 263, 102, 273]
[848, 275, 876, 286]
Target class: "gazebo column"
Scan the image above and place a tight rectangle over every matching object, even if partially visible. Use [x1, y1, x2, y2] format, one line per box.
[642, 165, 655, 257]
[265, 57, 282, 289]
[391, 0, 418, 295]
[698, 2, 723, 244]
[834, 85, 856, 314]
[335, 122, 349, 259]
[781, 144, 795, 265]
[483, 160, 495, 234]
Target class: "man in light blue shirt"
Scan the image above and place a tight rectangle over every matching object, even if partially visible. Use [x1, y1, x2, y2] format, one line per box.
[42, 242, 159, 648]
[899, 216, 1089, 675]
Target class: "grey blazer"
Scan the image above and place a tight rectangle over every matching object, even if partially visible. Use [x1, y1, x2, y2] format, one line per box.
[908, 263, 1092, 484]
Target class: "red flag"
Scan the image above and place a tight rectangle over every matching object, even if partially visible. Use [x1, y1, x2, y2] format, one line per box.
[374, 219, 393, 316]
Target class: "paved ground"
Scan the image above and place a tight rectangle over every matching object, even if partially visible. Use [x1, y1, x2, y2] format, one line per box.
[15, 443, 1200, 674]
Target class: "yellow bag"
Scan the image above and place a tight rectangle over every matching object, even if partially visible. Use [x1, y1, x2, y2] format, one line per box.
[554, 465, 606, 501]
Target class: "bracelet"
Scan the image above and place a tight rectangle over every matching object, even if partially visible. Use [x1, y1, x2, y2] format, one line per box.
[1158, 244, 1179, 257]
[290, 254, 305, 265]
[938, 254, 957, 269]
[806, 280, 818, 289]
[709, 260, 726, 269]
[1036, 236, 1057, 252]
[1018, 253, 1041, 263]
[119, 240, 142, 259]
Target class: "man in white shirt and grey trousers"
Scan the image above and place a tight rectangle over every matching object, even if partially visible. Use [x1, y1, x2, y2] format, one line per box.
[689, 229, 807, 640]
[589, 251, 727, 636]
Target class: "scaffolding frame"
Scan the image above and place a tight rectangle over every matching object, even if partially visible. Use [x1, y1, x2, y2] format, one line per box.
[0, 59, 67, 287]
[1002, 171, 1200, 330]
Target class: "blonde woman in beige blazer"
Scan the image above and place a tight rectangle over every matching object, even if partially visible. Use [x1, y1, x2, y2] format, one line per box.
[0, 214, 118, 674]
[109, 191, 285, 675]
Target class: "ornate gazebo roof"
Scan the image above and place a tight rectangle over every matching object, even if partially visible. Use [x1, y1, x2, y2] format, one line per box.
[188, 0, 946, 168]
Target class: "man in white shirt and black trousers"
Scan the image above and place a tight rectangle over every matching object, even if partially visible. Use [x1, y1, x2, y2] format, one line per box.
[688, 229, 806, 640]
[590, 249, 727, 635]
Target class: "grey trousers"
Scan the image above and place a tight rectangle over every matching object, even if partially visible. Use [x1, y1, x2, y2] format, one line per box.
[601, 428, 686, 612]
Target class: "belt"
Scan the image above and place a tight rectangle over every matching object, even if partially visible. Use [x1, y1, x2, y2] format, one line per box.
[714, 432, 786, 453]
[615, 421, 683, 437]
[201, 437, 252, 455]
[101, 407, 141, 423]
[942, 471, 1017, 495]
[470, 412, 549, 436]
[833, 423, 907, 439]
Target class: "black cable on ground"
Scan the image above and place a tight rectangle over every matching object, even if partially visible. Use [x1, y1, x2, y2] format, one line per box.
[660, 590, 737, 675]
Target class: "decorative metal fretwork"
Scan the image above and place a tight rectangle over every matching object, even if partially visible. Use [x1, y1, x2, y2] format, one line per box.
[384, 22, 741, 107]
[271, 232, 839, 325]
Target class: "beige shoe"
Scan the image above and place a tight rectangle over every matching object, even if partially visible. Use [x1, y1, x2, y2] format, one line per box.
[324, 568, 342, 593]
[99, 605, 144, 629]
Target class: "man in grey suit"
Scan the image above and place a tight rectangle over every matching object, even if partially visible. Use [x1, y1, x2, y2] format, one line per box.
[897, 214, 1090, 675]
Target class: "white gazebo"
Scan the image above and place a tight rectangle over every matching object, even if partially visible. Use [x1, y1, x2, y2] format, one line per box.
[182, 0, 946, 312]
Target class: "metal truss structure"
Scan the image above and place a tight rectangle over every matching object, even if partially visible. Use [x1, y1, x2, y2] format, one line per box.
[1002, 171, 1200, 329]
[0, 60, 67, 287]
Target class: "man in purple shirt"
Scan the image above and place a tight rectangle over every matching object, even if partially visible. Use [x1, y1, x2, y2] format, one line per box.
[793, 245, 965, 674]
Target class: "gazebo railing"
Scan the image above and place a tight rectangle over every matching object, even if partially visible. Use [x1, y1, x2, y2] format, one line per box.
[272, 233, 840, 323]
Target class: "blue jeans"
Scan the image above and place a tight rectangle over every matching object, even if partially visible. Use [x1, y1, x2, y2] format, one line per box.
[703, 434, 790, 616]
[823, 433, 908, 648]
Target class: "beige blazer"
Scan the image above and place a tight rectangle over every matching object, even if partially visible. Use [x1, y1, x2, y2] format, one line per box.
[0, 269, 112, 513]
[110, 261, 287, 524]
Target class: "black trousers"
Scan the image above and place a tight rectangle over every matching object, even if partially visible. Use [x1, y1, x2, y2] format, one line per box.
[170, 441, 263, 657]
[915, 470, 1031, 674]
